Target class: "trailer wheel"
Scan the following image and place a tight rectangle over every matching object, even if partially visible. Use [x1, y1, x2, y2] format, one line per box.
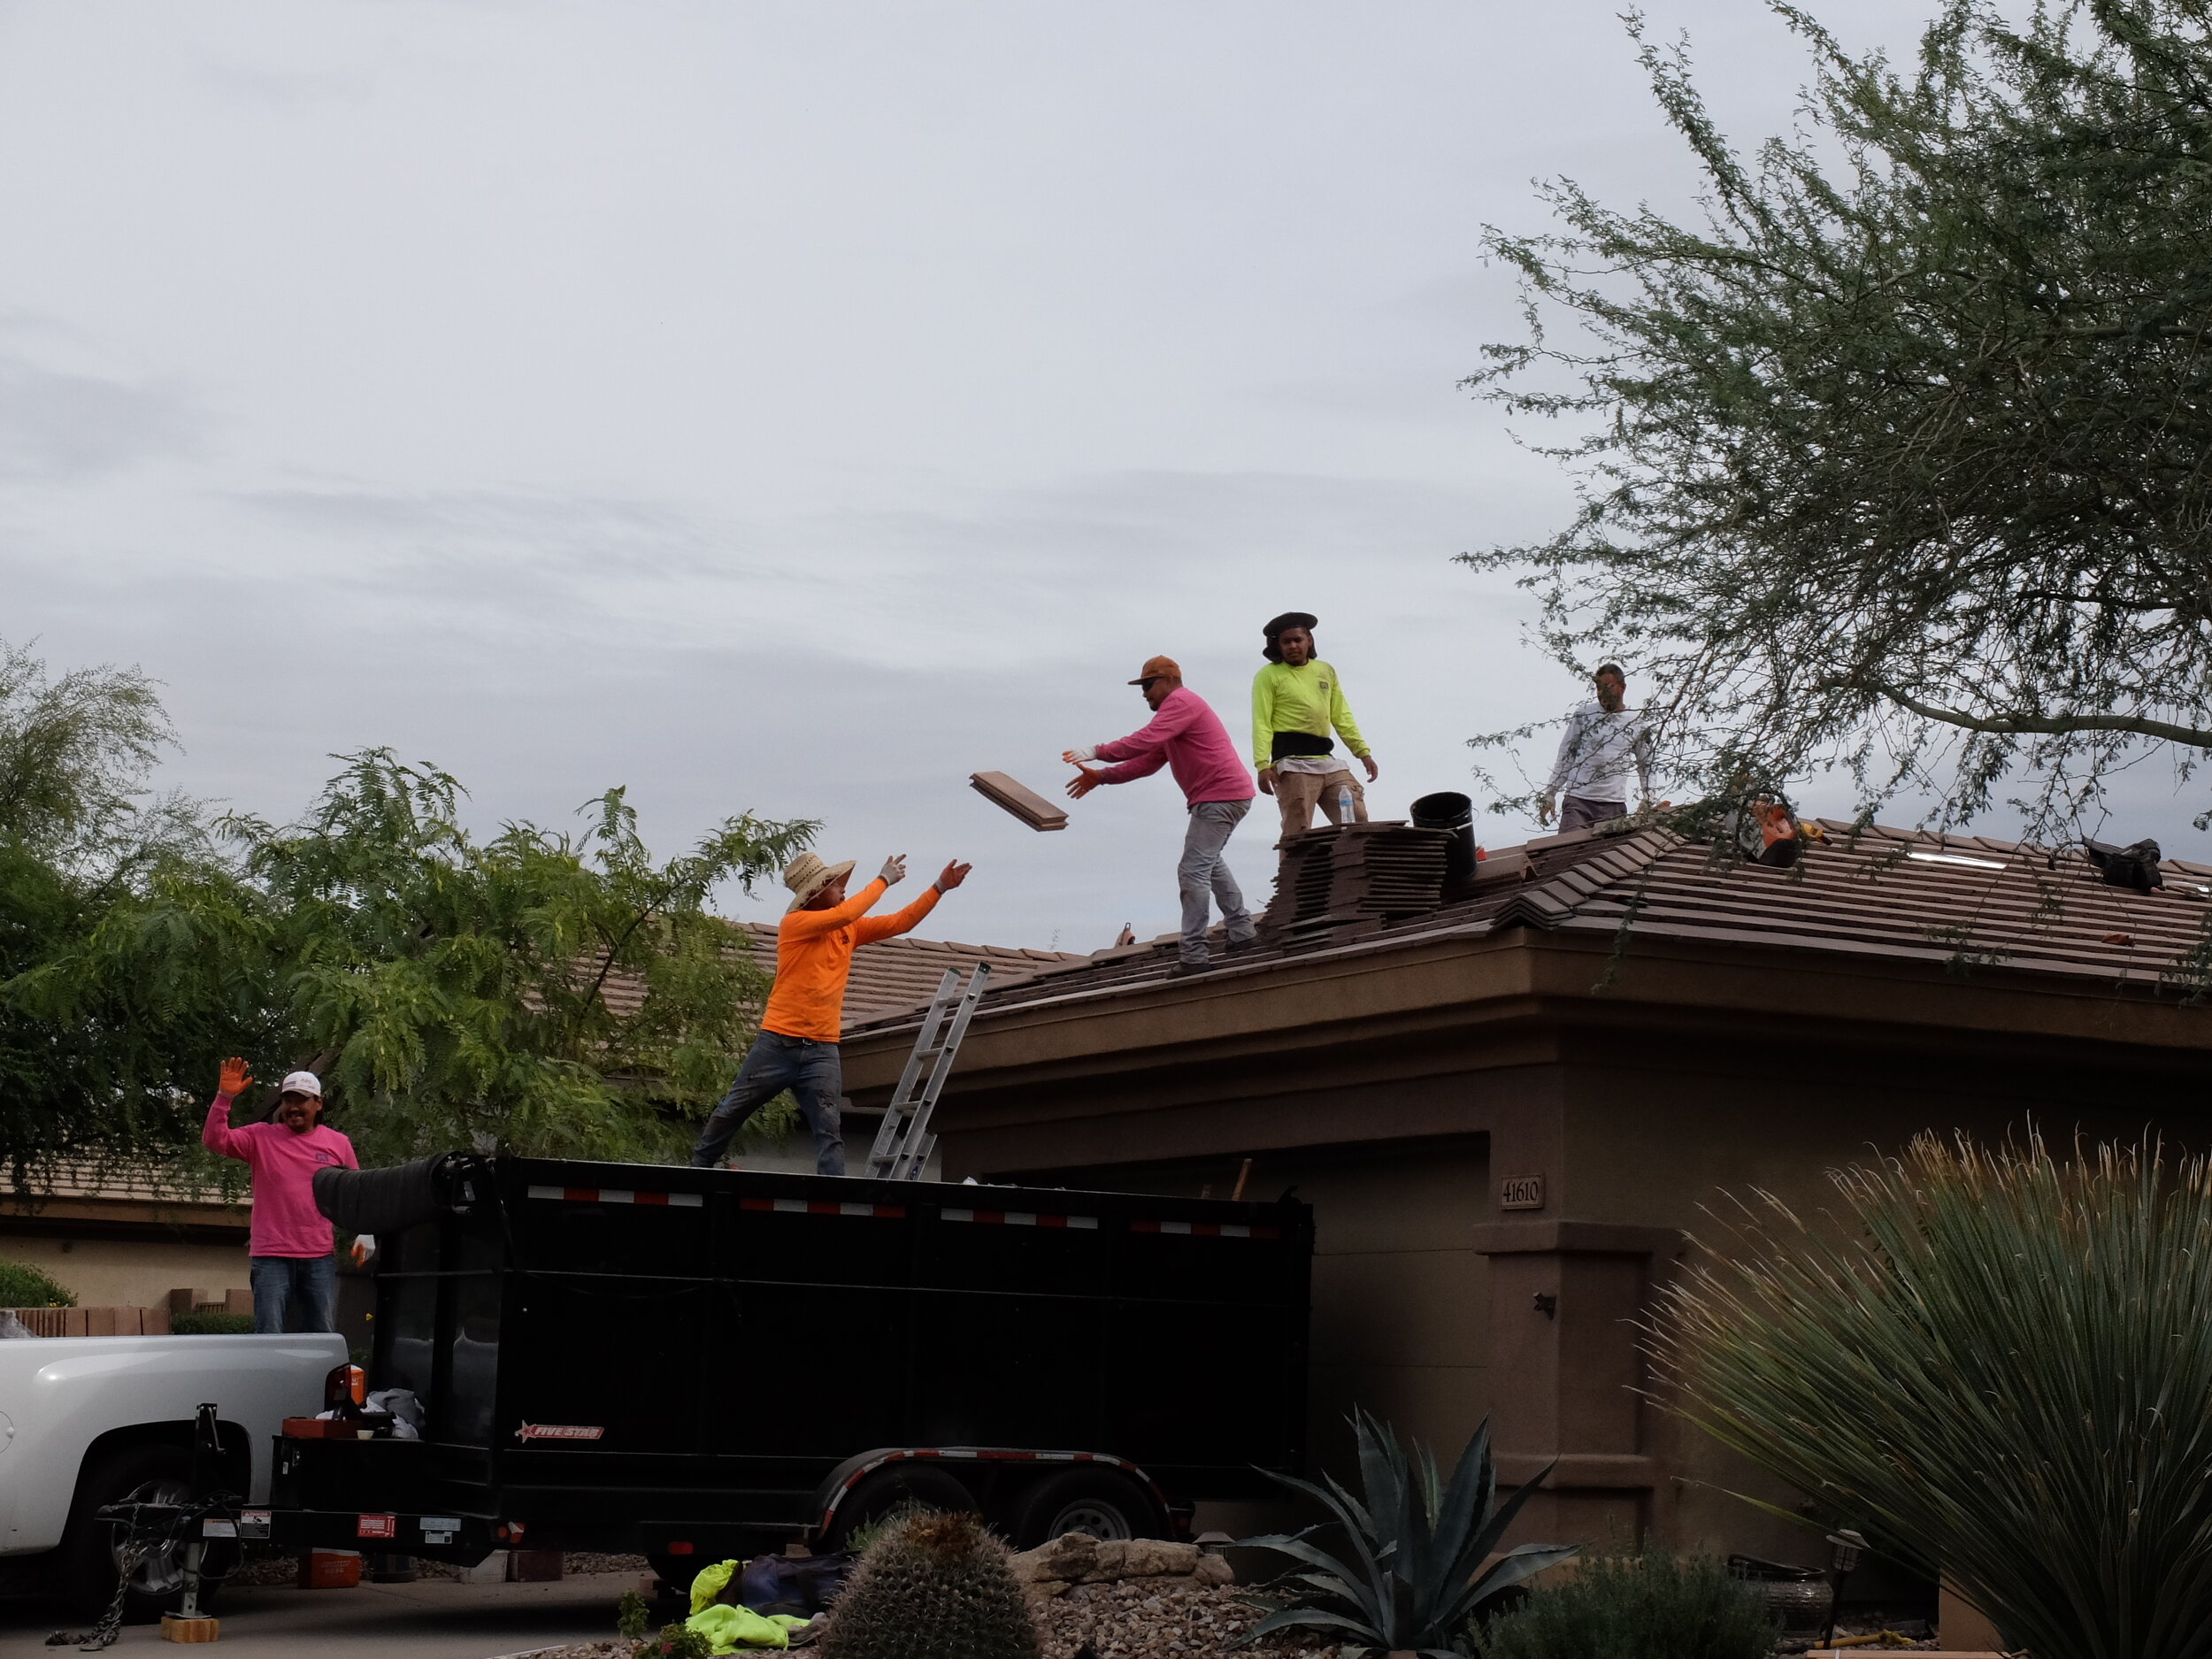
[1010, 1469, 1162, 1548]
[62, 1444, 227, 1623]
[821, 1464, 976, 1551]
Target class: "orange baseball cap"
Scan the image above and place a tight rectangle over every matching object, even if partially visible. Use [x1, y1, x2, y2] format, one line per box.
[1128, 655, 1182, 684]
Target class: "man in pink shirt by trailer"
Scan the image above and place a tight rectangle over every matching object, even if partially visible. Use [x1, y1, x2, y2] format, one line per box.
[1064, 654, 1260, 974]
[203, 1057, 358, 1333]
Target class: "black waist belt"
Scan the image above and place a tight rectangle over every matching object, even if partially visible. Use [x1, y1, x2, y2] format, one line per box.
[1270, 732, 1335, 761]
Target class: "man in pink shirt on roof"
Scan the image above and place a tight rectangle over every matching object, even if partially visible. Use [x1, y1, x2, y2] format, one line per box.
[1064, 654, 1260, 974]
[203, 1057, 358, 1333]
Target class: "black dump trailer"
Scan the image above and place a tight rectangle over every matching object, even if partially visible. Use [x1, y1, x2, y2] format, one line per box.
[271, 1156, 1311, 1579]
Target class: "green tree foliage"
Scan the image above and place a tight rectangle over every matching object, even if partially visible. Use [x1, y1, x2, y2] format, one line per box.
[0, 641, 260, 1183]
[1465, 0, 2212, 836]
[216, 750, 813, 1164]
[0, 1257, 78, 1307]
[1654, 1132, 2212, 1659]
[1, 637, 817, 1179]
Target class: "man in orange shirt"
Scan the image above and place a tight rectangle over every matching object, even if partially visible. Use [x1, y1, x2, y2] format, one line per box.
[689, 849, 972, 1174]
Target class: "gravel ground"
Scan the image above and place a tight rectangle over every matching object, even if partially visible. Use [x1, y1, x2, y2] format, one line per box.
[522, 1584, 1340, 1659]
[452, 1585, 1947, 1659]
[1034, 1579, 1337, 1657]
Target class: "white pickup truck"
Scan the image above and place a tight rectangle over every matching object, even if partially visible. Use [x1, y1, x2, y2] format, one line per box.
[0, 1333, 343, 1620]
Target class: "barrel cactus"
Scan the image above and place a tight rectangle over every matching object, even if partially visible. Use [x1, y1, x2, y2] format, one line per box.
[819, 1509, 1039, 1659]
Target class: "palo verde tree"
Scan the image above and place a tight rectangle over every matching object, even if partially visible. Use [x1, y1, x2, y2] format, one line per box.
[1465, 0, 2212, 838]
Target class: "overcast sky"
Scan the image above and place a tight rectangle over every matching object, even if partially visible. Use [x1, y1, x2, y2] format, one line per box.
[5, 1, 2200, 950]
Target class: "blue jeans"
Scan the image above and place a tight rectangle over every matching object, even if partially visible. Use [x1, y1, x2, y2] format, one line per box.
[250, 1255, 336, 1334]
[690, 1032, 846, 1174]
[1179, 798, 1257, 964]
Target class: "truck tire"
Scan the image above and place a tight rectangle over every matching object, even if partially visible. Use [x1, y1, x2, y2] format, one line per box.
[821, 1464, 976, 1551]
[63, 1443, 225, 1624]
[1010, 1468, 1164, 1548]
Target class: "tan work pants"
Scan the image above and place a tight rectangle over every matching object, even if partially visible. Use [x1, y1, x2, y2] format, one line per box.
[1275, 768, 1368, 838]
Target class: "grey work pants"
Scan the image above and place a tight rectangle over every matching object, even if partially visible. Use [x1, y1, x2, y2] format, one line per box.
[1559, 794, 1628, 833]
[1179, 799, 1258, 965]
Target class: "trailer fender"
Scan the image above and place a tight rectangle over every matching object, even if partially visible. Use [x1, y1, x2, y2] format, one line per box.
[810, 1447, 1171, 1541]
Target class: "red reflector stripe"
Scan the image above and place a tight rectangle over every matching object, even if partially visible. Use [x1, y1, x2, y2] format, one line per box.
[941, 1209, 1097, 1230]
[740, 1195, 904, 1218]
[527, 1185, 700, 1208]
[1132, 1217, 1279, 1240]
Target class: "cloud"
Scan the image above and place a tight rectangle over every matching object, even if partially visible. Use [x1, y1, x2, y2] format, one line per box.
[220, 465, 1497, 674]
[0, 357, 199, 479]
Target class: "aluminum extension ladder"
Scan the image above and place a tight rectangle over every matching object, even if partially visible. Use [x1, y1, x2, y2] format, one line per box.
[865, 963, 990, 1180]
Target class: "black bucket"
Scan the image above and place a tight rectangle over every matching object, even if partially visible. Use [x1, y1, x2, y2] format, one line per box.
[1409, 790, 1478, 885]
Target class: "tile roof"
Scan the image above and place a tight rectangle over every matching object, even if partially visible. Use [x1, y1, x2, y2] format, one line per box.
[846, 819, 2212, 1031]
[4, 1159, 250, 1210]
[733, 924, 1093, 1023]
[592, 925, 1090, 1027]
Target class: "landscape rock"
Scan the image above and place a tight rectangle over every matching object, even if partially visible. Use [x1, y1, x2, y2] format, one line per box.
[1101, 1539, 1200, 1580]
[1009, 1534, 1206, 1586]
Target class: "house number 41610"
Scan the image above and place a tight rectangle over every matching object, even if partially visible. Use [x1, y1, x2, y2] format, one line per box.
[1499, 1174, 1545, 1210]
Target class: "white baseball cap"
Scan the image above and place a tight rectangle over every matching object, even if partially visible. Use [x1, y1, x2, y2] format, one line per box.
[280, 1071, 323, 1099]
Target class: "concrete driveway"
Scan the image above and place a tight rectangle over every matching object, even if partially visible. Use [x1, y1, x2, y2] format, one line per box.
[0, 1570, 630, 1657]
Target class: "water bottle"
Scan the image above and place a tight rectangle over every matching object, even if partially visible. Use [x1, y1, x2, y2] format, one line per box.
[1335, 785, 1356, 823]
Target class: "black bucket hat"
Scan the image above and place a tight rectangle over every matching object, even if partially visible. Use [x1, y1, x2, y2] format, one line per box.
[1262, 611, 1318, 663]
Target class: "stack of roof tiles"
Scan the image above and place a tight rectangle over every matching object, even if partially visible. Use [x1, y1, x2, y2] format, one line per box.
[1259, 820, 1455, 944]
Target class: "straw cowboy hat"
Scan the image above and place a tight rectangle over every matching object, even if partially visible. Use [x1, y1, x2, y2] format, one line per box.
[782, 851, 856, 913]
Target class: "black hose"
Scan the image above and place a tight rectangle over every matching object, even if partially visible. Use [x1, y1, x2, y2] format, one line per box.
[312, 1154, 481, 1235]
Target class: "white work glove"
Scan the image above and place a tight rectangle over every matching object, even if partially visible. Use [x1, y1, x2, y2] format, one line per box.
[1062, 746, 1098, 764]
[349, 1233, 377, 1268]
[879, 855, 907, 886]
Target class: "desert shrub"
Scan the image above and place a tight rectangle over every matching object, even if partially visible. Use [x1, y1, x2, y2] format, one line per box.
[1657, 1132, 2212, 1659]
[172, 1311, 254, 1335]
[616, 1587, 651, 1640]
[820, 1509, 1037, 1659]
[0, 1257, 75, 1307]
[1239, 1407, 1574, 1656]
[1479, 1550, 1778, 1659]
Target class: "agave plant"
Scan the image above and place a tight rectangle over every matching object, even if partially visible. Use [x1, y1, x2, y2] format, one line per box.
[1656, 1132, 2212, 1659]
[1237, 1407, 1576, 1658]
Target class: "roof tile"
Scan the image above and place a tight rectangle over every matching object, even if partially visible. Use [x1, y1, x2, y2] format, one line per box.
[844, 819, 2212, 1031]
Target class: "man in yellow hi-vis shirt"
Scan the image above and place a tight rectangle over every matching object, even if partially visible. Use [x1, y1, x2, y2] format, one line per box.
[1251, 611, 1379, 838]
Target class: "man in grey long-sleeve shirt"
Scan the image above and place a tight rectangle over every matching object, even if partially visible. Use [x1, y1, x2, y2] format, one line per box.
[1540, 663, 1654, 833]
